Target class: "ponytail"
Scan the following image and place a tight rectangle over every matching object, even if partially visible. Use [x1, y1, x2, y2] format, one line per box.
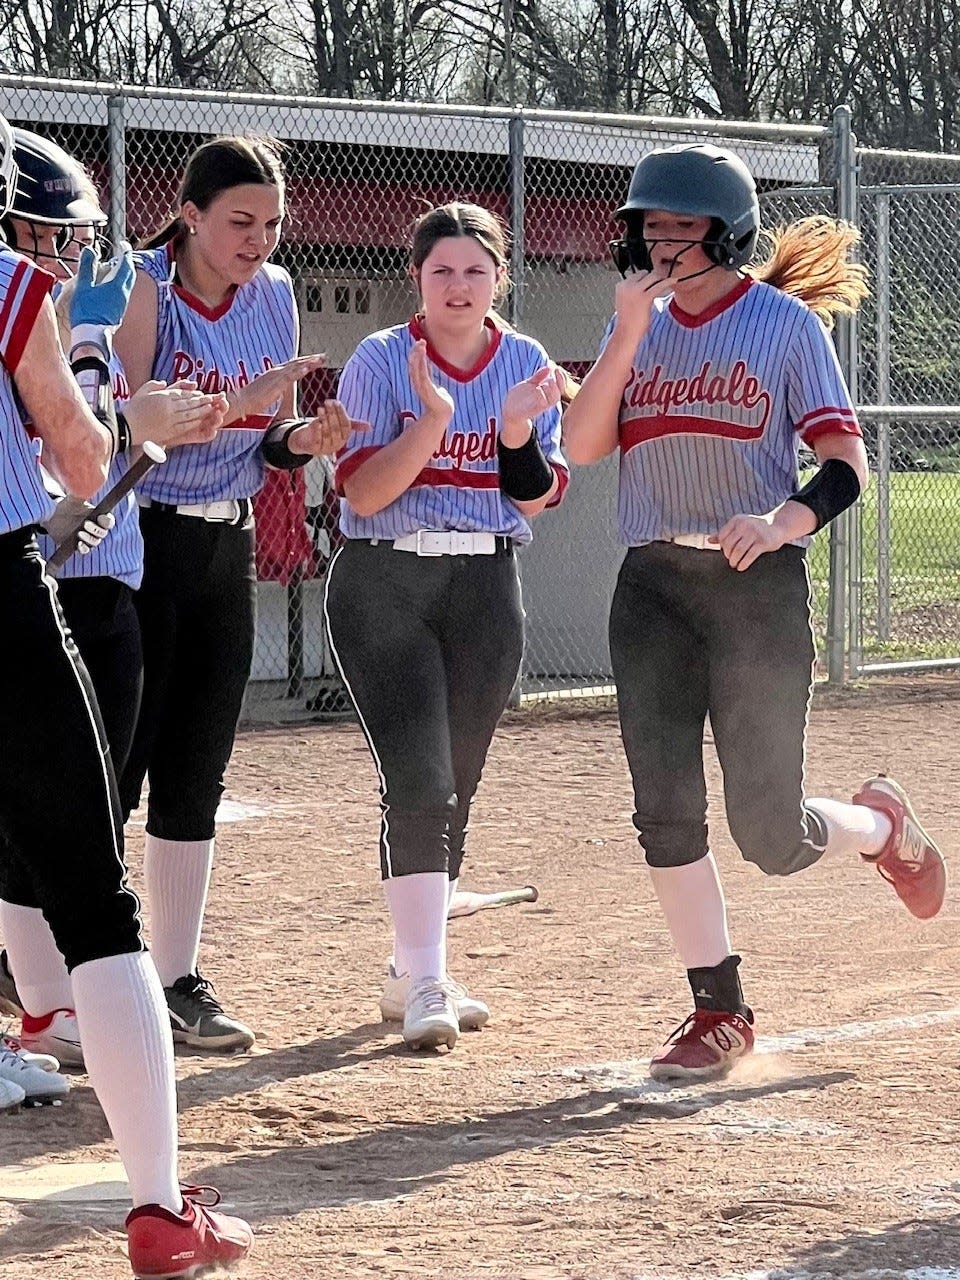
[749, 216, 869, 328]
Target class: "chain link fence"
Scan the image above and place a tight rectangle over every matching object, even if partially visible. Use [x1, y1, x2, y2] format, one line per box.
[0, 77, 956, 712]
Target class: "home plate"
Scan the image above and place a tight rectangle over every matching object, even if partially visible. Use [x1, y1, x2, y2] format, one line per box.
[0, 1161, 130, 1203]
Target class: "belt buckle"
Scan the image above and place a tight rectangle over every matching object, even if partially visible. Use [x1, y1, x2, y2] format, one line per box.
[415, 530, 445, 556]
[202, 500, 236, 524]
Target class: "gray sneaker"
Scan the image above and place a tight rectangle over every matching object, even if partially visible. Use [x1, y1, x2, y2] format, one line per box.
[0, 949, 24, 1018]
[165, 972, 255, 1052]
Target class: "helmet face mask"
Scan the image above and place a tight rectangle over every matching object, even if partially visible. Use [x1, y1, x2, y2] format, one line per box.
[0, 116, 19, 222]
[5, 215, 109, 276]
[611, 143, 761, 278]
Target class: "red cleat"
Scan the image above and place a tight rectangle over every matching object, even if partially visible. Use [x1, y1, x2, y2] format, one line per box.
[853, 775, 947, 920]
[126, 1185, 252, 1278]
[649, 1008, 754, 1083]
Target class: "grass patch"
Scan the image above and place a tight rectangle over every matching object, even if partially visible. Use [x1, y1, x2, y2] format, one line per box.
[807, 471, 960, 661]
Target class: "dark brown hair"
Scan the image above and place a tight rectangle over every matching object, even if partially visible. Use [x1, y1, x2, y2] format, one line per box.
[140, 135, 285, 250]
[410, 202, 511, 304]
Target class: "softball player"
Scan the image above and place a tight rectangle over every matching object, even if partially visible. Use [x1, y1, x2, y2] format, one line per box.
[325, 202, 568, 1050]
[0, 131, 226, 1070]
[0, 111, 251, 1276]
[114, 135, 351, 1052]
[563, 143, 946, 1083]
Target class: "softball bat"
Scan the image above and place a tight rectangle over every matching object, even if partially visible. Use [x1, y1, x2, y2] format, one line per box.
[447, 884, 539, 919]
[48, 441, 166, 570]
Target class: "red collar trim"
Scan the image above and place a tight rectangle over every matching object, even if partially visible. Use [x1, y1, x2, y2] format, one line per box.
[668, 275, 753, 328]
[408, 314, 502, 382]
[165, 240, 238, 321]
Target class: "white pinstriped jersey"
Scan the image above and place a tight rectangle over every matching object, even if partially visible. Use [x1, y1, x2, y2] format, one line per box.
[133, 243, 297, 505]
[0, 248, 58, 535]
[36, 357, 144, 587]
[613, 277, 861, 546]
[335, 316, 568, 543]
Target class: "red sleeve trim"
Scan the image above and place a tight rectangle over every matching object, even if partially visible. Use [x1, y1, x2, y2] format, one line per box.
[1, 261, 55, 375]
[797, 407, 862, 446]
[546, 462, 569, 507]
[335, 444, 381, 495]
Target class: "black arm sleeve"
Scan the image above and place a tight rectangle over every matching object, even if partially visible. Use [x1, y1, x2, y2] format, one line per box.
[790, 457, 862, 531]
[262, 419, 313, 470]
[497, 428, 555, 501]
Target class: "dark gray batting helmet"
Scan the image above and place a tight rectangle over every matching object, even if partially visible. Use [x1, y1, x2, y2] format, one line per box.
[611, 143, 761, 274]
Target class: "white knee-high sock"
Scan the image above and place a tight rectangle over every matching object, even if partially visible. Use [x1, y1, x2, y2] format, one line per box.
[71, 951, 180, 1212]
[144, 835, 214, 988]
[447, 876, 459, 910]
[0, 900, 74, 1015]
[808, 798, 892, 858]
[384, 873, 448, 983]
[648, 853, 732, 969]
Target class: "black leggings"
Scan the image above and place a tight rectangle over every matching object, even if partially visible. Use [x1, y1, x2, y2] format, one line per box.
[119, 508, 256, 841]
[609, 541, 827, 876]
[324, 539, 524, 881]
[1, 575, 143, 910]
[0, 532, 143, 969]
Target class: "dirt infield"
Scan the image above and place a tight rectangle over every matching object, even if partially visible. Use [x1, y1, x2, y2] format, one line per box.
[3, 676, 960, 1280]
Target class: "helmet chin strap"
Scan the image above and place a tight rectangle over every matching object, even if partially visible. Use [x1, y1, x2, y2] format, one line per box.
[643, 239, 723, 289]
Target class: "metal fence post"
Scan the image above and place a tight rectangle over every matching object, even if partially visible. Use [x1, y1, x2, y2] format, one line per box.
[107, 91, 127, 247]
[827, 105, 858, 684]
[507, 111, 526, 705]
[875, 192, 892, 641]
[508, 112, 525, 328]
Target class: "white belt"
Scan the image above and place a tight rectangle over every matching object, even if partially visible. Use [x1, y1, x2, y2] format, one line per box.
[391, 530, 498, 557]
[138, 495, 252, 525]
[662, 533, 721, 551]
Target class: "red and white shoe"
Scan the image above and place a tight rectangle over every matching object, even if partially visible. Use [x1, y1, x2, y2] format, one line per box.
[853, 774, 947, 920]
[126, 1185, 253, 1279]
[20, 1008, 84, 1067]
[649, 1009, 754, 1083]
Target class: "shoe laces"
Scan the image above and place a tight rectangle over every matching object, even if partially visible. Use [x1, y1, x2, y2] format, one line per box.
[410, 978, 451, 1015]
[664, 1008, 737, 1045]
[0, 1045, 31, 1074]
[172, 972, 225, 1014]
[180, 1183, 223, 1208]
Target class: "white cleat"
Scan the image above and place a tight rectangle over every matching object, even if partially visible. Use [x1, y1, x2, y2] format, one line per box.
[402, 978, 460, 1051]
[381, 964, 490, 1030]
[0, 1076, 25, 1111]
[0, 1046, 69, 1105]
[1, 1033, 60, 1073]
[20, 1009, 84, 1068]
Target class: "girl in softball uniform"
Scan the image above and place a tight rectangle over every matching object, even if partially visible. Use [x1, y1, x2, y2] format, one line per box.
[0, 131, 225, 1070]
[325, 202, 568, 1051]
[115, 135, 351, 1053]
[563, 143, 946, 1083]
[0, 111, 251, 1276]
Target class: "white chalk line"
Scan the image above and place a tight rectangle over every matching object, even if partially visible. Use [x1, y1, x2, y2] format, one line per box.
[564, 1007, 960, 1091]
[634, 1271, 960, 1280]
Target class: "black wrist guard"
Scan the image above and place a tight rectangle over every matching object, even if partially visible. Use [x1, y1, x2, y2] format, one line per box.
[71, 352, 126, 461]
[262, 419, 313, 470]
[497, 427, 554, 501]
[790, 457, 862, 531]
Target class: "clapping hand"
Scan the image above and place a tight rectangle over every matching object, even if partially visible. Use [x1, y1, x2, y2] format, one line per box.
[224, 354, 327, 425]
[287, 400, 359, 457]
[408, 340, 454, 431]
[500, 364, 564, 445]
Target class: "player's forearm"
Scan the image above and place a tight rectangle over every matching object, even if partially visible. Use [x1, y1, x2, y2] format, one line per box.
[343, 413, 448, 517]
[561, 324, 637, 464]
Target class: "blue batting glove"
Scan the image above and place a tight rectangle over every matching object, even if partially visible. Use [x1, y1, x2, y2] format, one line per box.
[70, 241, 136, 330]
